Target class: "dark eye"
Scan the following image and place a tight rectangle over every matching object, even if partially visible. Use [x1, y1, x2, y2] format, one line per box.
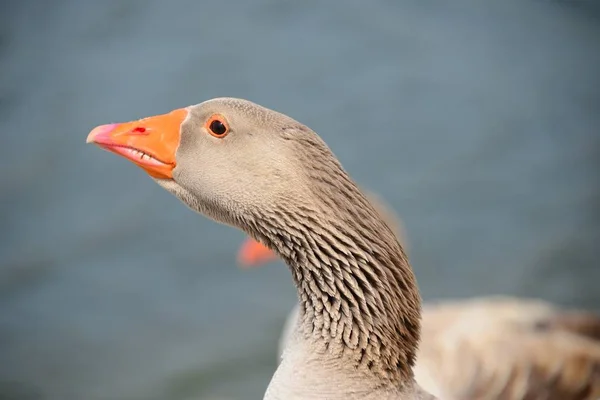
[209, 119, 228, 137]
[205, 114, 230, 138]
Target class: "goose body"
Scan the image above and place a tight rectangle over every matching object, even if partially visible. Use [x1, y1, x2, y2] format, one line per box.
[273, 297, 600, 399]
[238, 193, 600, 399]
[87, 98, 436, 399]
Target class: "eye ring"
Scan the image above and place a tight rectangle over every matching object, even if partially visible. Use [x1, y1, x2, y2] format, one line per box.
[205, 115, 229, 138]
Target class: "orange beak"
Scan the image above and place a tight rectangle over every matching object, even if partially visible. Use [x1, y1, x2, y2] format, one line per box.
[237, 237, 279, 268]
[86, 108, 188, 179]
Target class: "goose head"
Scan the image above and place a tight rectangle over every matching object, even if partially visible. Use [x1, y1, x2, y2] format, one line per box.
[87, 98, 323, 228]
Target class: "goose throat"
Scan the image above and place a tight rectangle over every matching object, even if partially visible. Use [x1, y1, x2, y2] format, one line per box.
[248, 186, 422, 382]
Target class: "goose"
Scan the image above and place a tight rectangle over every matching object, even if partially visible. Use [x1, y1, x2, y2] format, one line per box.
[85, 98, 600, 399]
[237, 193, 600, 399]
[86, 98, 436, 399]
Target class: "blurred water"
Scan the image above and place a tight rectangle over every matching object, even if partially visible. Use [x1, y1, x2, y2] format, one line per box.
[0, 0, 599, 399]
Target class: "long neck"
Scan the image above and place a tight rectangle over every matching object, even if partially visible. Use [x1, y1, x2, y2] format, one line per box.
[250, 180, 422, 384]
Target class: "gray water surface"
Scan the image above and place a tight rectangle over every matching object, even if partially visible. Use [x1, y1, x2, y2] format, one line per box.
[1, 1, 599, 399]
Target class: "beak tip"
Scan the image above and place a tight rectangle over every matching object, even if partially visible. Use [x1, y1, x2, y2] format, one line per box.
[237, 239, 277, 268]
[87, 123, 118, 144]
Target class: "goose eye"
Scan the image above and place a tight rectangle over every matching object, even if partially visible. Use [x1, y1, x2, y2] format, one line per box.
[206, 116, 229, 138]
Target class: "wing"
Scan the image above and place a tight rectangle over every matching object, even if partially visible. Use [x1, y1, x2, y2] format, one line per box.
[416, 298, 600, 400]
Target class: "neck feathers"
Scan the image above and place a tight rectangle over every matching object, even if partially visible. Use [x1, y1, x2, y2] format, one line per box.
[248, 170, 422, 382]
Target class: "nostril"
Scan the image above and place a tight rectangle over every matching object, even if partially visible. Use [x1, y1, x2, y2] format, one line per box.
[132, 126, 146, 133]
